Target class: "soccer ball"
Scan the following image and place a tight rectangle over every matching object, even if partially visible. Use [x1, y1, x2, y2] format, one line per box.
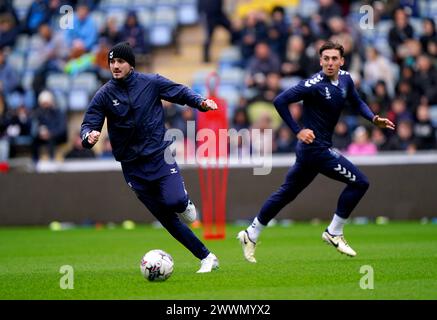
[140, 249, 174, 281]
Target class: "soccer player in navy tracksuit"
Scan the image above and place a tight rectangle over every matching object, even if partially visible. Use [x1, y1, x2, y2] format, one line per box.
[238, 41, 395, 262]
[80, 42, 219, 273]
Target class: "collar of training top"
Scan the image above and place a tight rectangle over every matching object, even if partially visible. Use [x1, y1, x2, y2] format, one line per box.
[111, 70, 137, 86]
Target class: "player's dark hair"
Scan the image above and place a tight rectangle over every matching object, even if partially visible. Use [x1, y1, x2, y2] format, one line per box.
[319, 41, 345, 57]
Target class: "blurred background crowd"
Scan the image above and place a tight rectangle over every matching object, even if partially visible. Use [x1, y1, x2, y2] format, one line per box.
[0, 0, 437, 164]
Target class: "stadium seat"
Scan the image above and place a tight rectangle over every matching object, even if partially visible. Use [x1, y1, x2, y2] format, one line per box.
[46, 73, 71, 93]
[219, 68, 245, 88]
[105, 9, 127, 29]
[7, 52, 26, 75]
[26, 52, 44, 72]
[137, 9, 153, 28]
[132, 0, 156, 9]
[71, 72, 100, 94]
[14, 35, 30, 54]
[68, 89, 89, 111]
[297, 0, 319, 18]
[99, 0, 129, 10]
[21, 71, 34, 91]
[178, 4, 199, 25]
[154, 6, 178, 29]
[218, 46, 242, 70]
[12, 0, 33, 21]
[149, 25, 174, 47]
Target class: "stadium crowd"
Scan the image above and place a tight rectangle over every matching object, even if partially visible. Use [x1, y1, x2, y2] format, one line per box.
[0, 0, 437, 163]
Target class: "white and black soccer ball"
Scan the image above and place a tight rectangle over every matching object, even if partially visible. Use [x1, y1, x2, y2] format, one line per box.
[140, 249, 174, 281]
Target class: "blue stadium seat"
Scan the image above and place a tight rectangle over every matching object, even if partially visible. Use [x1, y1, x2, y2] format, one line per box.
[7, 52, 26, 75]
[14, 35, 30, 54]
[71, 72, 99, 94]
[46, 73, 71, 93]
[68, 89, 89, 111]
[105, 9, 127, 29]
[149, 25, 174, 47]
[137, 9, 153, 28]
[297, 0, 319, 18]
[218, 46, 242, 70]
[177, 0, 199, 26]
[12, 0, 33, 21]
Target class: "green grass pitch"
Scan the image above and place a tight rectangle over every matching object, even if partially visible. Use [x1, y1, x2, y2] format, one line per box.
[1, 222, 436, 300]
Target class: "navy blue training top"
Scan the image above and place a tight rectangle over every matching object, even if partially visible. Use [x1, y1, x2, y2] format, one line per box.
[81, 71, 205, 162]
[273, 70, 375, 149]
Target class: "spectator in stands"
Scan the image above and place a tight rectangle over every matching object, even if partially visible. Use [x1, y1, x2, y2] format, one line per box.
[364, 47, 395, 97]
[388, 7, 414, 60]
[250, 111, 273, 156]
[332, 118, 351, 152]
[387, 119, 416, 153]
[198, 0, 235, 63]
[412, 54, 437, 104]
[0, 12, 19, 49]
[413, 103, 436, 150]
[372, 80, 392, 114]
[0, 48, 19, 95]
[0, 0, 19, 26]
[23, 0, 52, 35]
[313, 0, 343, 38]
[420, 18, 437, 53]
[121, 11, 150, 56]
[0, 90, 8, 160]
[100, 16, 123, 47]
[267, 6, 289, 62]
[65, 2, 98, 51]
[32, 23, 69, 95]
[396, 80, 420, 113]
[237, 11, 268, 63]
[281, 35, 311, 78]
[245, 42, 281, 89]
[3, 105, 33, 158]
[347, 126, 377, 155]
[371, 127, 390, 151]
[232, 107, 250, 131]
[64, 132, 95, 159]
[387, 98, 413, 124]
[274, 125, 295, 153]
[426, 39, 437, 58]
[31, 90, 67, 162]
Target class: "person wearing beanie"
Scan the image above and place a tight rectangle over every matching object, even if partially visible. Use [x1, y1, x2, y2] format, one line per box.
[80, 42, 219, 273]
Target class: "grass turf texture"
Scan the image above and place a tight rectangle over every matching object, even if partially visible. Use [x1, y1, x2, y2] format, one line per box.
[1, 222, 436, 300]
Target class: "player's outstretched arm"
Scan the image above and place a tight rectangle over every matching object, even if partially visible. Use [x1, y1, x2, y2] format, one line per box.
[372, 115, 395, 130]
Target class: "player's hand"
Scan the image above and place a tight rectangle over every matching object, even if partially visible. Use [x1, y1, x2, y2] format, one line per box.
[297, 129, 315, 144]
[200, 99, 218, 111]
[87, 130, 101, 145]
[373, 115, 395, 130]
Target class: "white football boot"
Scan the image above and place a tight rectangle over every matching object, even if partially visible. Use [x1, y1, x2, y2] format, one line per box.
[178, 200, 197, 224]
[197, 253, 219, 273]
[322, 229, 357, 257]
[237, 230, 257, 263]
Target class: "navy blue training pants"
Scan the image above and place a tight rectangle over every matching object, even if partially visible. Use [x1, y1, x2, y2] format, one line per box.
[122, 155, 210, 260]
[257, 146, 369, 225]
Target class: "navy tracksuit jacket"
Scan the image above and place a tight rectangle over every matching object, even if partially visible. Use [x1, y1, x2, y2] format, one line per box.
[257, 70, 375, 223]
[80, 71, 210, 259]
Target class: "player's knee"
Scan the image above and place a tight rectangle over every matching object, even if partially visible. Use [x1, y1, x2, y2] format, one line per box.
[165, 197, 187, 213]
[355, 176, 369, 191]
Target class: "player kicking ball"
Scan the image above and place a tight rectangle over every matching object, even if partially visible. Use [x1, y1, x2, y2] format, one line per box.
[238, 41, 395, 262]
[81, 42, 219, 273]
